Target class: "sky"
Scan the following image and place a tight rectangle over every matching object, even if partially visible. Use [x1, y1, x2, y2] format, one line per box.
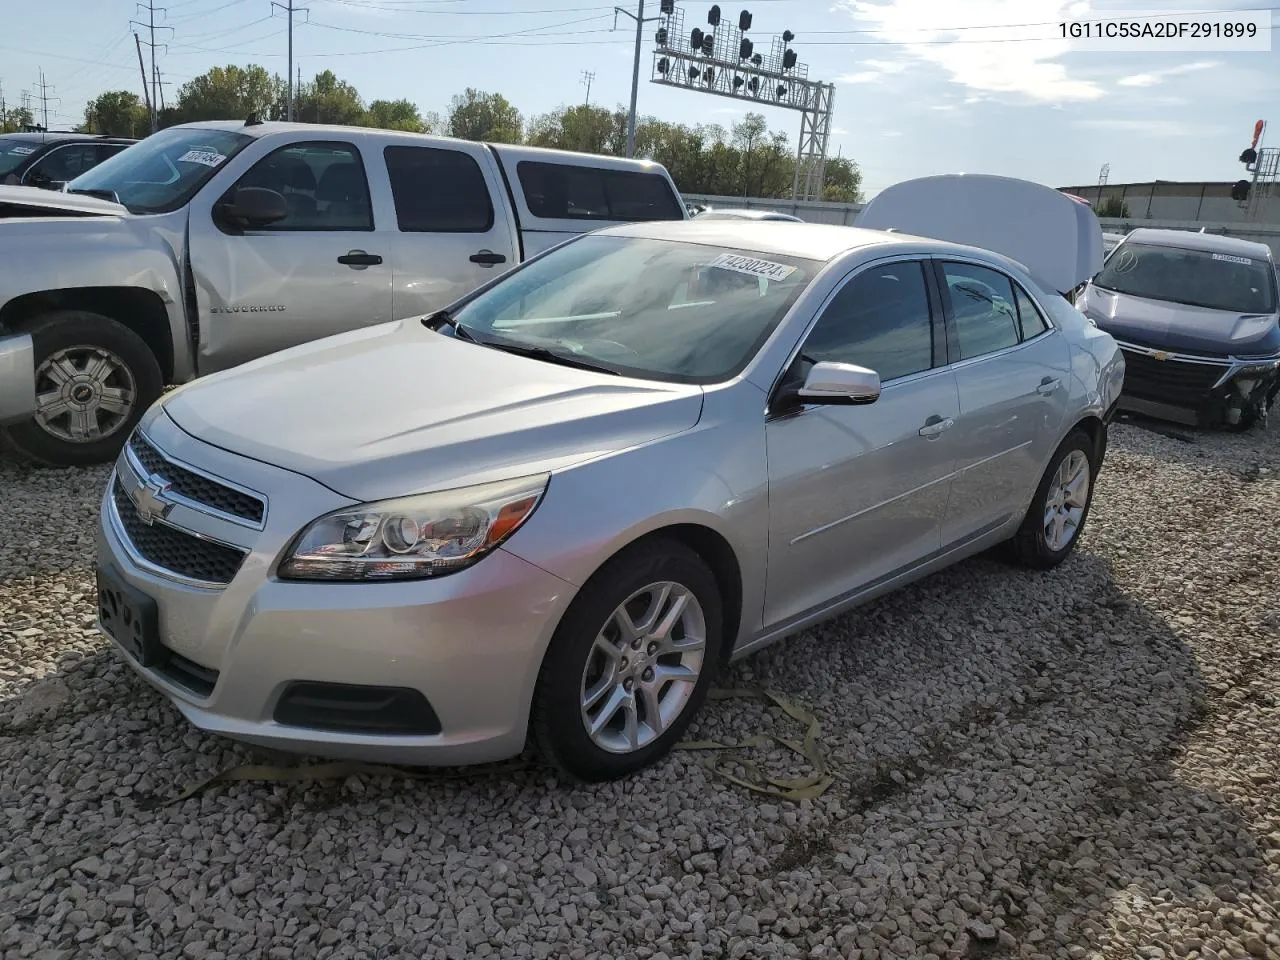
[1, 0, 1277, 197]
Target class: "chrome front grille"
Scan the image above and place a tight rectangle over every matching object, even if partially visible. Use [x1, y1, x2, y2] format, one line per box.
[127, 432, 266, 527]
[111, 478, 248, 585]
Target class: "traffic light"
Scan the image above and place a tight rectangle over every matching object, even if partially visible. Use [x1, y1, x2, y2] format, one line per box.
[703, 67, 715, 83]
[655, 27, 668, 46]
[1231, 179, 1251, 202]
[708, 4, 721, 26]
[660, 0, 674, 13]
[732, 75, 744, 89]
[739, 9, 752, 31]
[776, 84, 787, 99]
[702, 32, 714, 54]
[782, 30, 795, 42]
[747, 76, 759, 94]
[751, 52, 762, 66]
[690, 27, 704, 50]
[739, 38, 753, 59]
[782, 48, 797, 69]
[657, 57, 670, 74]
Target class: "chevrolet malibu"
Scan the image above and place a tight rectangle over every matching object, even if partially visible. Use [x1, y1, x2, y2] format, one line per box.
[96, 177, 1124, 781]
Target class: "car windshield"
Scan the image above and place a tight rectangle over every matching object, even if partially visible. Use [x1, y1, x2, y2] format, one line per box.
[0, 138, 42, 177]
[67, 127, 253, 214]
[1093, 241, 1277, 314]
[450, 234, 817, 383]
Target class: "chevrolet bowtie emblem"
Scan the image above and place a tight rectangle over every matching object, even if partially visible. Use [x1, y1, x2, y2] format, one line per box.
[1152, 351, 1171, 361]
[131, 474, 174, 525]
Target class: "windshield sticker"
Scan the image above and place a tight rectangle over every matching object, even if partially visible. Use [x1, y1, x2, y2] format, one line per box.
[8, 146, 36, 155]
[177, 149, 227, 168]
[705, 253, 797, 282]
[1211, 253, 1253, 265]
[1111, 250, 1140, 274]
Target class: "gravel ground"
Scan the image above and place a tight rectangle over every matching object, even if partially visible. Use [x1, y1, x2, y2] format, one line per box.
[1, 418, 1278, 960]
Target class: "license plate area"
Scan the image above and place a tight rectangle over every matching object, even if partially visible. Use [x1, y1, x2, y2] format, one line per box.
[96, 564, 162, 667]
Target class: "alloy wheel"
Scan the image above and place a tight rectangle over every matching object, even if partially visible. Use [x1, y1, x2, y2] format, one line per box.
[1043, 449, 1091, 552]
[580, 581, 706, 755]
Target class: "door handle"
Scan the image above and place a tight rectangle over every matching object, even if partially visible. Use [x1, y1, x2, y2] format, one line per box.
[1037, 376, 1061, 396]
[469, 250, 507, 267]
[918, 415, 955, 438]
[337, 250, 382, 267]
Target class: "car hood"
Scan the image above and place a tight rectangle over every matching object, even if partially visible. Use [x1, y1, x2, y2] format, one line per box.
[1077, 285, 1280, 358]
[160, 319, 705, 503]
[0, 184, 130, 218]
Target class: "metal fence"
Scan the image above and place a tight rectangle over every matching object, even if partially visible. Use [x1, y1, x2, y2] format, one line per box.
[681, 194, 1280, 256]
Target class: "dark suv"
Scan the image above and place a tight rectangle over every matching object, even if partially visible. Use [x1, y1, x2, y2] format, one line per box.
[0, 132, 136, 191]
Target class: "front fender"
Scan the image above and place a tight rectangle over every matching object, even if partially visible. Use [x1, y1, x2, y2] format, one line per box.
[0, 209, 193, 381]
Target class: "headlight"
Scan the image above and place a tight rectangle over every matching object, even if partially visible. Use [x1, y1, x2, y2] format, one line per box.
[278, 474, 549, 582]
[1235, 360, 1280, 376]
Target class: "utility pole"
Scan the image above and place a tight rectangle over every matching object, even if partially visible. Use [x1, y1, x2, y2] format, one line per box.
[613, 0, 659, 158]
[35, 69, 57, 132]
[134, 33, 154, 129]
[272, 0, 310, 121]
[131, 2, 171, 133]
[580, 70, 595, 105]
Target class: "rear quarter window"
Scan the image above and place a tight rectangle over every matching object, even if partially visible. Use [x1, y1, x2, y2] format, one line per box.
[516, 160, 683, 222]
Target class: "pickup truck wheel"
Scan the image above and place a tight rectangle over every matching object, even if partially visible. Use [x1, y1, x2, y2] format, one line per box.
[531, 539, 723, 783]
[1008, 429, 1097, 570]
[1, 311, 163, 467]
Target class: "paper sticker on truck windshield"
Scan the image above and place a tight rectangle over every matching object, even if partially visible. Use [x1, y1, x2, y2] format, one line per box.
[1211, 253, 1253, 265]
[8, 146, 35, 155]
[706, 253, 797, 282]
[177, 149, 227, 167]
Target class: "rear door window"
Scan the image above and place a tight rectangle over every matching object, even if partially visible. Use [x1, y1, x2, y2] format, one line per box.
[384, 145, 495, 232]
[516, 161, 683, 221]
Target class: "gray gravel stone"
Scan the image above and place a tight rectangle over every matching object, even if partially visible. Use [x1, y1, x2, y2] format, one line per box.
[2, 423, 1280, 959]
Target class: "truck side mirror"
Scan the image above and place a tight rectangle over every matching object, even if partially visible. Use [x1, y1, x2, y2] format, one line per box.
[216, 187, 289, 229]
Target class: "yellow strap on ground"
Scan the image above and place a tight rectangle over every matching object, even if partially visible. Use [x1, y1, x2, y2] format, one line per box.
[674, 685, 835, 802]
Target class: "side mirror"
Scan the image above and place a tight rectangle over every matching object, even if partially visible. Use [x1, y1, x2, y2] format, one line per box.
[797, 361, 882, 405]
[216, 186, 288, 229]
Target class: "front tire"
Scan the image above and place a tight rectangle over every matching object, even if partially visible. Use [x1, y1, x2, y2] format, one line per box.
[531, 539, 723, 782]
[1009, 429, 1097, 570]
[1, 310, 163, 467]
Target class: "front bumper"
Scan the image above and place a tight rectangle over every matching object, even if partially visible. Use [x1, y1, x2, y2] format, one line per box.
[0, 332, 35, 426]
[96, 411, 578, 765]
[1115, 340, 1280, 427]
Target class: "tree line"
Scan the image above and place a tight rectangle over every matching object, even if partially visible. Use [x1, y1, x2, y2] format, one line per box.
[5, 63, 862, 203]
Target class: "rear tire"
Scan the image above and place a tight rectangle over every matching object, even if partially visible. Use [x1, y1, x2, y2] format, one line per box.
[1009, 429, 1097, 570]
[531, 538, 723, 782]
[1, 310, 163, 467]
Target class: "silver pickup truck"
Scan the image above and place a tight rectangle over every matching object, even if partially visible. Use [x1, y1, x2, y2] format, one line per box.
[0, 119, 687, 466]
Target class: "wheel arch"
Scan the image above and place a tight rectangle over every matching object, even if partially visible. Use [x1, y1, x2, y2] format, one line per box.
[0, 287, 174, 382]
[589, 522, 745, 668]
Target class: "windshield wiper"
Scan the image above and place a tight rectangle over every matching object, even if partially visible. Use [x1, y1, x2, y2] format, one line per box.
[476, 338, 621, 376]
[422, 309, 477, 342]
[67, 187, 120, 203]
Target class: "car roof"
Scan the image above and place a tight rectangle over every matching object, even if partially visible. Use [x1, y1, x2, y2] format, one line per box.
[174, 121, 669, 172]
[595, 219, 1009, 266]
[0, 132, 134, 143]
[697, 209, 802, 222]
[1123, 228, 1273, 260]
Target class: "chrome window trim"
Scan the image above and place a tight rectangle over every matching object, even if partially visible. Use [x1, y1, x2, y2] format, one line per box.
[131, 427, 268, 530]
[107, 470, 242, 591]
[932, 255, 1062, 370]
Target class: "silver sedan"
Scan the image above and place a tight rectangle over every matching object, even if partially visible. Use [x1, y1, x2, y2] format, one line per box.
[95, 217, 1124, 781]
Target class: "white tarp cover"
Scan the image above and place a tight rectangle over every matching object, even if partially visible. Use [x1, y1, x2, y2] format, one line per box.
[856, 173, 1104, 294]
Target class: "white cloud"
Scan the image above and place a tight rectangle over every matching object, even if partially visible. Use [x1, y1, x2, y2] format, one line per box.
[836, 0, 1105, 103]
[1073, 118, 1216, 138]
[881, 130, 904, 137]
[836, 58, 909, 84]
[1116, 60, 1218, 87]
